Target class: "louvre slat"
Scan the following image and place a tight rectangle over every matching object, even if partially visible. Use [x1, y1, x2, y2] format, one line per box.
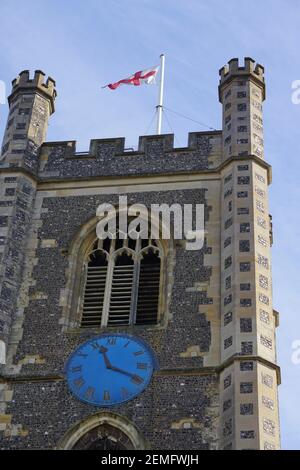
[81, 260, 107, 327]
[82, 313, 103, 317]
[108, 260, 133, 326]
[83, 310, 103, 314]
[84, 294, 105, 298]
[86, 276, 107, 279]
[135, 257, 160, 325]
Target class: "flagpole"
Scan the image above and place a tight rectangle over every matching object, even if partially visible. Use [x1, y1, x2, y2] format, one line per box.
[156, 53, 165, 135]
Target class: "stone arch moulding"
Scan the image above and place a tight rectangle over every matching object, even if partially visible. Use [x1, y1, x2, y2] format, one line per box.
[56, 411, 149, 450]
[61, 209, 175, 330]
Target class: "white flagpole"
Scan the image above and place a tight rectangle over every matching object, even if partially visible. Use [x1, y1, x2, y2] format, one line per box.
[156, 53, 165, 135]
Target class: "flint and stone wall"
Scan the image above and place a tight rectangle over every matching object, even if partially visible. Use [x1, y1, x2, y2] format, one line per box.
[0, 59, 280, 450]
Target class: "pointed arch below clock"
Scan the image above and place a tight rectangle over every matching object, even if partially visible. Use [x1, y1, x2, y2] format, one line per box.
[56, 411, 149, 450]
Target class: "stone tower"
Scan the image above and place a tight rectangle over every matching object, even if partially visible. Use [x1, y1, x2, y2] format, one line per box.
[0, 71, 56, 365]
[218, 58, 280, 450]
[0, 59, 280, 450]
[1, 69, 56, 171]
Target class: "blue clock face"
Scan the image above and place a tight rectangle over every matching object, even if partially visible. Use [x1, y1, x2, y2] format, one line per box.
[65, 334, 157, 407]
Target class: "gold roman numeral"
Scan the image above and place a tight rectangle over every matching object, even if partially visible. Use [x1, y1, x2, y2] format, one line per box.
[78, 352, 88, 358]
[107, 337, 117, 346]
[133, 350, 144, 356]
[131, 375, 144, 385]
[73, 377, 85, 389]
[121, 387, 130, 399]
[84, 387, 95, 400]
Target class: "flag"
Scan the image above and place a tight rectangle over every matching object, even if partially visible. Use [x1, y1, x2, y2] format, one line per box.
[103, 65, 159, 90]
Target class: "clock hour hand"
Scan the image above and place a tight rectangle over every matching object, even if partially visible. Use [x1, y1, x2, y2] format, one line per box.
[97, 345, 112, 369]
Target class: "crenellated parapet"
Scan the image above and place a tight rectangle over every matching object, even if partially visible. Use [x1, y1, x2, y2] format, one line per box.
[219, 57, 265, 101]
[9, 70, 57, 113]
[38, 131, 224, 179]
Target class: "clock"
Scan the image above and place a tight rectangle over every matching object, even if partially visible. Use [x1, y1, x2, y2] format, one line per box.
[65, 333, 157, 407]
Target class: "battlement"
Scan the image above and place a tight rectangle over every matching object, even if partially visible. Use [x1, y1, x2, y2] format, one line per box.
[37, 131, 223, 180]
[41, 131, 222, 158]
[8, 70, 57, 113]
[219, 57, 265, 99]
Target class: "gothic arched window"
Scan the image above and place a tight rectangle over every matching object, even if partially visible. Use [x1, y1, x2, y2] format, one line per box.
[80, 234, 162, 328]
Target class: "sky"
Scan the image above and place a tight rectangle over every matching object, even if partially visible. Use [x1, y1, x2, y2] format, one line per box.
[0, 0, 299, 450]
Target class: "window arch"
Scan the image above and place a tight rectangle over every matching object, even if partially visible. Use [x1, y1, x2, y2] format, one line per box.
[56, 411, 149, 450]
[80, 234, 162, 328]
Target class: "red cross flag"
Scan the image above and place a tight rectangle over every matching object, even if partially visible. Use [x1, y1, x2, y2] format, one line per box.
[103, 65, 159, 90]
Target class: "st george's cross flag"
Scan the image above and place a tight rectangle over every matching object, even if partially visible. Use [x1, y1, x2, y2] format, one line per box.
[103, 65, 159, 90]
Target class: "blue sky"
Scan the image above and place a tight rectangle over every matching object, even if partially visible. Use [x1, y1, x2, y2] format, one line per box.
[0, 0, 299, 449]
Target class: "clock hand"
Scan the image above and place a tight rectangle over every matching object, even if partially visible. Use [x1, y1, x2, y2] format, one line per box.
[94, 344, 143, 382]
[110, 365, 143, 383]
[97, 345, 112, 369]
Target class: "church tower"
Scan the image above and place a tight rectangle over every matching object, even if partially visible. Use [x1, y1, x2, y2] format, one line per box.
[0, 59, 280, 450]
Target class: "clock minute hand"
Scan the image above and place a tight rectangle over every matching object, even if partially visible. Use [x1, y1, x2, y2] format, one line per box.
[110, 365, 132, 377]
[110, 365, 143, 383]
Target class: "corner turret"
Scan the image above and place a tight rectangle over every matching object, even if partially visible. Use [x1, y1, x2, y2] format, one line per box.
[219, 57, 265, 160]
[9, 69, 56, 113]
[0, 70, 57, 173]
[219, 57, 265, 101]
